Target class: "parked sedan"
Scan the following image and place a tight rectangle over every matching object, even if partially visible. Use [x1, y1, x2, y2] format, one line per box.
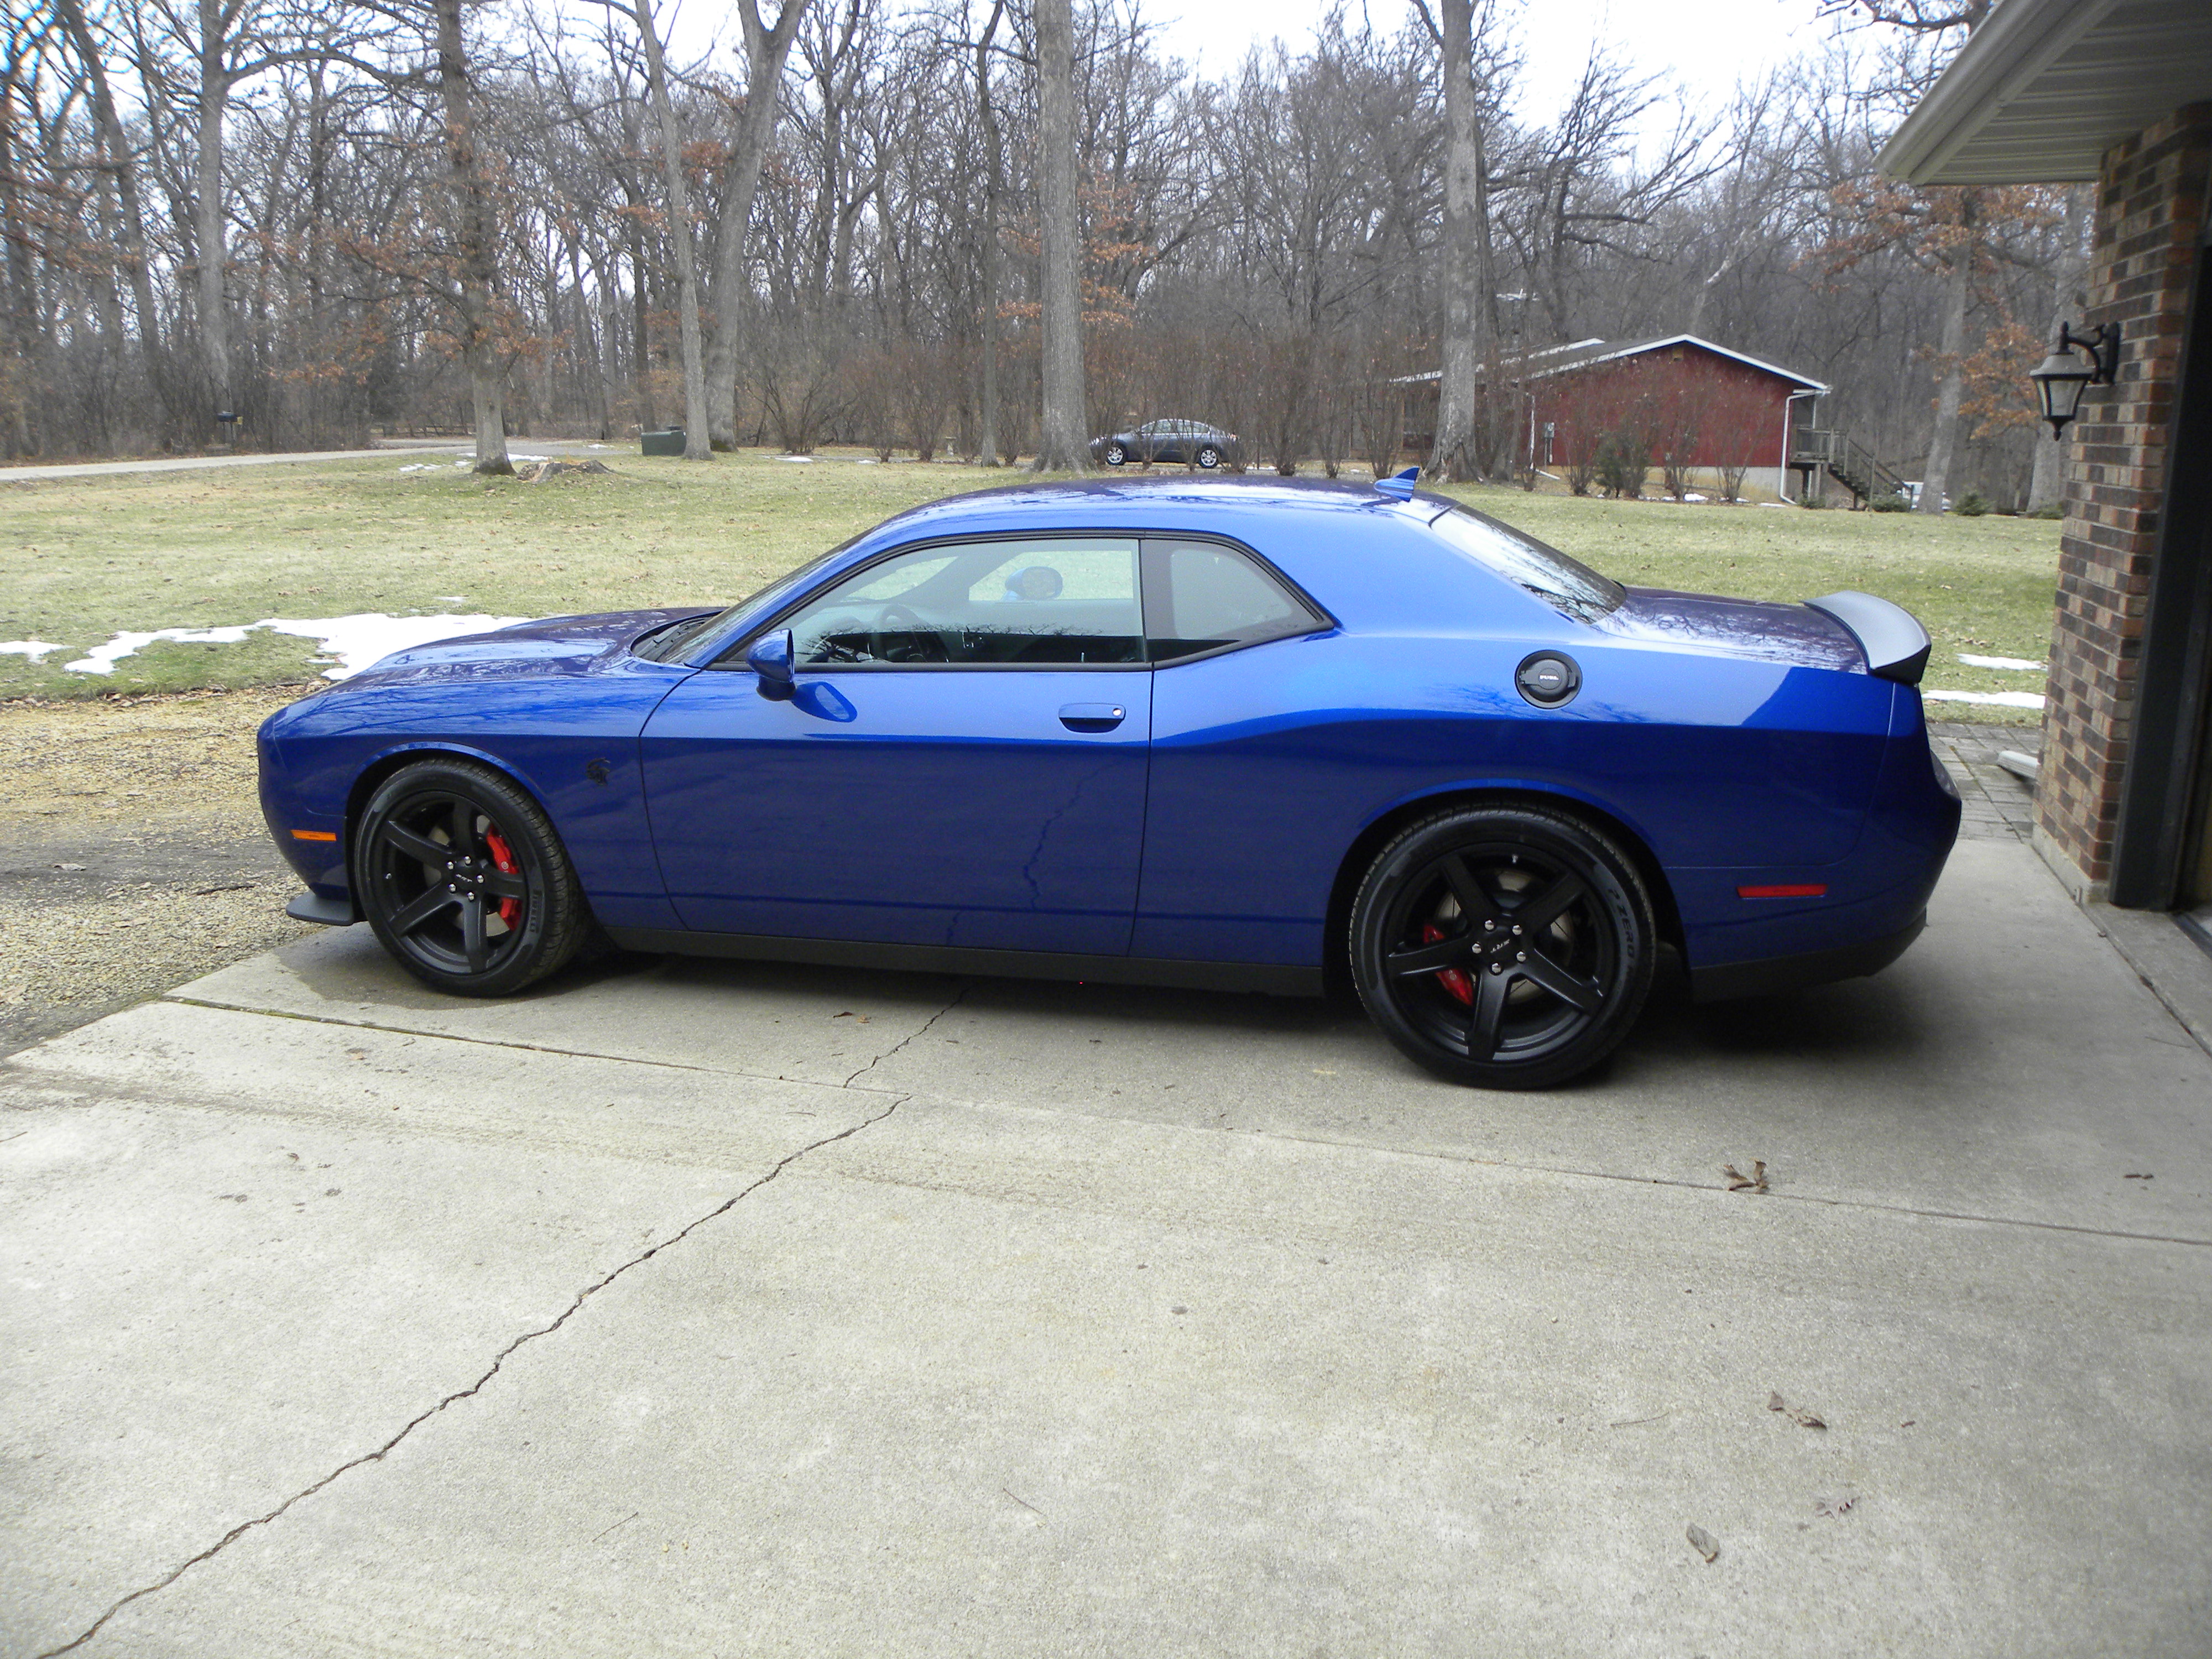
[1089, 419, 1240, 469]
[259, 474, 1959, 1089]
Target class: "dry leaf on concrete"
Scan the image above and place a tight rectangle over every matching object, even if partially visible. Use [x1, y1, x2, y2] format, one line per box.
[1813, 1494, 1857, 1519]
[1767, 1392, 1827, 1429]
[1721, 1160, 1768, 1192]
[1686, 1523, 1720, 1563]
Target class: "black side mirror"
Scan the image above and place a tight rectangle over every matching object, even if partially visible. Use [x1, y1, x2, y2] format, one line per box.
[746, 629, 796, 700]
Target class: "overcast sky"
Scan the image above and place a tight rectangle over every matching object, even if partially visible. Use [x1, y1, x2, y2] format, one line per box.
[644, 0, 1835, 142]
[1150, 0, 1833, 128]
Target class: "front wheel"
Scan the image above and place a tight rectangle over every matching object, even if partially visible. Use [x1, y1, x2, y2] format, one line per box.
[1196, 445, 1223, 469]
[1349, 805, 1655, 1088]
[1103, 442, 1127, 466]
[355, 759, 591, 997]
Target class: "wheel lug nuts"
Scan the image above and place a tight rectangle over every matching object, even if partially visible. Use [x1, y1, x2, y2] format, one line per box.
[1483, 920, 1495, 931]
[1511, 924, 1522, 935]
[1489, 963, 1503, 974]
[1516, 951, 1527, 961]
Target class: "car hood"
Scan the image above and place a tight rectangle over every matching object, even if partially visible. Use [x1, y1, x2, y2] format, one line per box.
[343, 608, 709, 686]
[1596, 587, 1864, 672]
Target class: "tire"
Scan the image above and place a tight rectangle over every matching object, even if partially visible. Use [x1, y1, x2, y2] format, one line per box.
[1104, 442, 1127, 466]
[1196, 445, 1223, 469]
[354, 758, 591, 997]
[1349, 805, 1655, 1089]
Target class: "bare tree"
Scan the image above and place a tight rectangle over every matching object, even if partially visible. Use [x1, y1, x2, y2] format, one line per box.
[702, 0, 809, 450]
[627, 0, 710, 457]
[1029, 0, 1086, 471]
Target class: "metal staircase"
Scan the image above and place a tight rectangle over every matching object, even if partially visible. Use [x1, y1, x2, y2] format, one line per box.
[1789, 429, 1907, 506]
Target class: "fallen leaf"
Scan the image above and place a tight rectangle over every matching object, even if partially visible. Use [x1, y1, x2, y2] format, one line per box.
[1813, 1494, 1857, 1519]
[1686, 1523, 1719, 1563]
[1768, 1392, 1827, 1429]
[1722, 1160, 1769, 1192]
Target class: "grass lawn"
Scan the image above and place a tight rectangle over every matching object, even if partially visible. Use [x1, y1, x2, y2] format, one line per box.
[1, 451, 2057, 722]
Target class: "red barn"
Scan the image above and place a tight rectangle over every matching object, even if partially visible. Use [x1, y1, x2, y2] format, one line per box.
[1404, 333, 1841, 499]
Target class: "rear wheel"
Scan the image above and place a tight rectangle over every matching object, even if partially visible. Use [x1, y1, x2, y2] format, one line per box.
[1196, 444, 1223, 469]
[355, 759, 589, 997]
[1103, 442, 1127, 466]
[1349, 805, 1655, 1088]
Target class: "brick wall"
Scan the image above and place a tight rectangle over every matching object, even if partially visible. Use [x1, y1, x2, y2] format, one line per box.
[2037, 104, 2212, 899]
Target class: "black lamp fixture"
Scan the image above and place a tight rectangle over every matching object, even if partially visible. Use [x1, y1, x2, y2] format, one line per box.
[2028, 321, 2120, 438]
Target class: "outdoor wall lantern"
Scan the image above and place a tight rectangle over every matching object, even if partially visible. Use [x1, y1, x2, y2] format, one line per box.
[2028, 321, 2120, 438]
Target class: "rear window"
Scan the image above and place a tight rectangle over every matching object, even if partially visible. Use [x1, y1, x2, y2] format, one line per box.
[1427, 505, 1623, 624]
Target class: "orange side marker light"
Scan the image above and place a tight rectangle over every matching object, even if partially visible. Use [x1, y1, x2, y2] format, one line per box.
[290, 829, 338, 842]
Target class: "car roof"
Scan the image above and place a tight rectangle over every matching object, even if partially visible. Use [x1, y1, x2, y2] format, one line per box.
[852, 475, 1441, 545]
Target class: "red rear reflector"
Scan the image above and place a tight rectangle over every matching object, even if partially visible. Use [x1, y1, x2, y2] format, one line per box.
[290, 829, 338, 842]
[1738, 883, 1825, 899]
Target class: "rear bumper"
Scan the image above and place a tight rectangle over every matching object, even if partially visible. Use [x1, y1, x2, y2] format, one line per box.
[1689, 911, 1925, 1003]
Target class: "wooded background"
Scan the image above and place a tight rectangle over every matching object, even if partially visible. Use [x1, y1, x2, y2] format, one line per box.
[1, 0, 2075, 507]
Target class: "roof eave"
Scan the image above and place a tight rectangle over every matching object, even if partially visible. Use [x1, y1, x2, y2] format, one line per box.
[1879, 0, 2122, 184]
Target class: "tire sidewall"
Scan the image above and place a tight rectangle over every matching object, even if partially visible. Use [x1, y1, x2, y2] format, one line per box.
[355, 759, 577, 997]
[1350, 806, 1655, 1089]
[1197, 446, 1222, 468]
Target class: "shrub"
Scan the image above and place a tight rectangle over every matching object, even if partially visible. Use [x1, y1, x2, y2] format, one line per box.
[1955, 491, 1990, 517]
[1869, 493, 1911, 513]
[2031, 500, 2066, 519]
[1799, 491, 1828, 509]
[1595, 429, 1648, 499]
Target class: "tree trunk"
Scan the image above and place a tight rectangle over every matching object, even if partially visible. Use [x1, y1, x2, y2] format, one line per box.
[703, 0, 808, 451]
[2028, 183, 2089, 512]
[1426, 0, 1485, 483]
[195, 0, 231, 431]
[55, 0, 164, 382]
[975, 6, 1004, 466]
[634, 0, 711, 459]
[1918, 213, 1970, 515]
[1031, 0, 1088, 473]
[434, 0, 512, 474]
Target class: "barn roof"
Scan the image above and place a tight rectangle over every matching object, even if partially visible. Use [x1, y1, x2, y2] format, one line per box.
[1398, 333, 1830, 393]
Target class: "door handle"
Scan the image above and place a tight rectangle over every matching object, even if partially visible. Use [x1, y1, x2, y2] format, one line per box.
[1058, 702, 1127, 733]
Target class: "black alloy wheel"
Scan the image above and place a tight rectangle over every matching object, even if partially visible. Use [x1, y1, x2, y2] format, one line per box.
[1104, 442, 1128, 466]
[1196, 444, 1223, 469]
[1350, 805, 1655, 1088]
[356, 758, 590, 997]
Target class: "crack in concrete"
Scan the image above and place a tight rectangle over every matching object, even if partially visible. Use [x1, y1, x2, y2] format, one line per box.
[843, 984, 968, 1088]
[158, 995, 901, 1093]
[31, 1094, 905, 1659]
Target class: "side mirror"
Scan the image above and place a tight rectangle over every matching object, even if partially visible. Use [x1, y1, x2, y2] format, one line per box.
[746, 629, 796, 700]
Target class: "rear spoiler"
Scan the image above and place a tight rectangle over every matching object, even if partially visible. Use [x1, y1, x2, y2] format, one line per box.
[1804, 591, 1931, 685]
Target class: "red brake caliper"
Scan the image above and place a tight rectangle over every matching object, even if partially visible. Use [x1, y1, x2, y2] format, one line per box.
[483, 829, 521, 927]
[1422, 922, 1474, 1005]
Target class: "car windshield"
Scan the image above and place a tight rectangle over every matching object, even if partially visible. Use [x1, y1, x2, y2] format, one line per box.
[631, 534, 866, 662]
[1426, 504, 1624, 624]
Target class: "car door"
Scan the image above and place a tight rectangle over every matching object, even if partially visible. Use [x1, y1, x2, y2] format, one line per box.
[640, 535, 1152, 954]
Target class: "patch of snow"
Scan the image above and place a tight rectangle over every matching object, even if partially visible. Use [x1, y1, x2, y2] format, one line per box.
[1759, 500, 1790, 508]
[396, 462, 444, 473]
[437, 596, 469, 603]
[1924, 688, 2046, 709]
[61, 613, 531, 681]
[1959, 653, 2044, 672]
[0, 640, 66, 662]
[779, 454, 816, 463]
[1682, 492, 1707, 502]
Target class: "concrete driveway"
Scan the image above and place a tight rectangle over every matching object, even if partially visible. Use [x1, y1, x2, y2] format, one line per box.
[3, 832, 2208, 1657]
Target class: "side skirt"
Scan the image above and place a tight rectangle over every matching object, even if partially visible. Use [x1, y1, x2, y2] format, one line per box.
[1688, 913, 1925, 1004]
[603, 926, 1325, 998]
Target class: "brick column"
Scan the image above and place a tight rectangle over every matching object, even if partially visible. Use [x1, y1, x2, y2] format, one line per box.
[2036, 104, 2212, 899]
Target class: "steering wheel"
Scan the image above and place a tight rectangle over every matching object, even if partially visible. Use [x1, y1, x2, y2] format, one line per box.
[870, 602, 952, 664]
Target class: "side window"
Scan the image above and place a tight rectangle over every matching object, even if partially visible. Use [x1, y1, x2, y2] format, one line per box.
[1142, 539, 1323, 664]
[774, 538, 1144, 667]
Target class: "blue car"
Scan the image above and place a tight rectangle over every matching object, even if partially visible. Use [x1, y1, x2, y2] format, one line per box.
[259, 475, 1960, 1088]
